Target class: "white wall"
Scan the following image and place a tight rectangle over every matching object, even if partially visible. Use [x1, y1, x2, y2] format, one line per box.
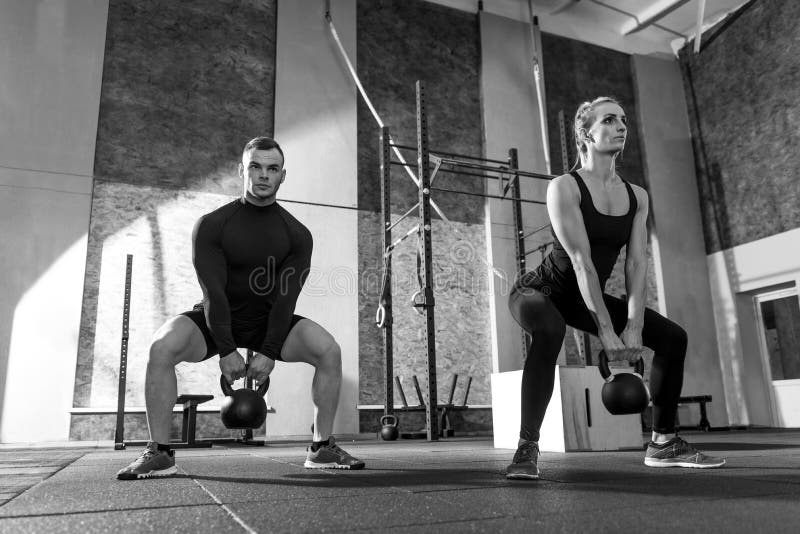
[0, 0, 108, 443]
[479, 11, 551, 374]
[272, 0, 360, 436]
[631, 54, 728, 427]
[708, 227, 800, 426]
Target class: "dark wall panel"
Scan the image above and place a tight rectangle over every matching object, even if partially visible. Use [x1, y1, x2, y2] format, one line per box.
[356, 0, 483, 221]
[679, 0, 800, 253]
[94, 0, 276, 191]
[75, 0, 277, 411]
[356, 0, 491, 413]
[541, 33, 645, 186]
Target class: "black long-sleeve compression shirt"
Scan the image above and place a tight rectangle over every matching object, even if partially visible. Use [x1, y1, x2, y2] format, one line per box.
[191, 199, 313, 360]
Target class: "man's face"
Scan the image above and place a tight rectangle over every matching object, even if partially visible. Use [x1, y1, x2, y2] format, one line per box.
[240, 148, 285, 202]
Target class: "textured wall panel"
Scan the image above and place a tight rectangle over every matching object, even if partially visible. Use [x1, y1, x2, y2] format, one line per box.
[94, 0, 276, 191]
[679, 0, 800, 253]
[356, 0, 483, 221]
[358, 212, 492, 408]
[356, 0, 491, 428]
[541, 33, 645, 185]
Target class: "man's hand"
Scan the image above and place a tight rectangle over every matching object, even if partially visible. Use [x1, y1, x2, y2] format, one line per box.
[246, 352, 275, 385]
[219, 350, 247, 383]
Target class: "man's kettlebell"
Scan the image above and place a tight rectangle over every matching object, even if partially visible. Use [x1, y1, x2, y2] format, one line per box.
[219, 375, 270, 429]
[597, 350, 649, 415]
[380, 414, 399, 441]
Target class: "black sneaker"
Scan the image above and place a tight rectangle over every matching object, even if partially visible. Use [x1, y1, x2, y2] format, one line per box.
[304, 437, 365, 470]
[116, 442, 177, 480]
[644, 436, 726, 468]
[506, 440, 540, 480]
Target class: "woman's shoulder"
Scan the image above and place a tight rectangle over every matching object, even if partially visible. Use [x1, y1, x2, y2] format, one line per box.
[624, 181, 649, 202]
[548, 173, 581, 198]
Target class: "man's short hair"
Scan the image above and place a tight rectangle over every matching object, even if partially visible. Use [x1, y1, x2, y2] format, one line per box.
[242, 137, 284, 165]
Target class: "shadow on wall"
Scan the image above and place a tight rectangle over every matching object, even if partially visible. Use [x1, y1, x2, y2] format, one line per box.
[0, 189, 91, 441]
[74, 181, 242, 409]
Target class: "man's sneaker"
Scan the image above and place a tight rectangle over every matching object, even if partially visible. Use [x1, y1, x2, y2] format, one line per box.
[506, 440, 540, 480]
[304, 437, 365, 470]
[116, 442, 177, 480]
[644, 436, 726, 468]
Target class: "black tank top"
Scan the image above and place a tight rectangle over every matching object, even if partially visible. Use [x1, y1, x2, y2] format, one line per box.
[516, 171, 637, 300]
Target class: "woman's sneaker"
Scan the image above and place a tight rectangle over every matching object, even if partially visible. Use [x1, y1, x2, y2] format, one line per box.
[304, 437, 365, 470]
[644, 436, 726, 468]
[116, 442, 177, 480]
[506, 440, 540, 480]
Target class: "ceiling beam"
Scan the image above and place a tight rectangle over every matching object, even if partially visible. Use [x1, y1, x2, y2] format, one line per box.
[550, 0, 581, 15]
[620, 0, 693, 35]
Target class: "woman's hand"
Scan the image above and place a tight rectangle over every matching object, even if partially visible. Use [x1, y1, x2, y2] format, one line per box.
[618, 326, 653, 363]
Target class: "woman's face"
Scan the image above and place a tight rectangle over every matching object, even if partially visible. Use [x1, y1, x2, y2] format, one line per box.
[585, 102, 627, 154]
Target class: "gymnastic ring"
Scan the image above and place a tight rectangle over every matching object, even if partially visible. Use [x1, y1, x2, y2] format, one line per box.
[375, 305, 386, 329]
[410, 290, 425, 315]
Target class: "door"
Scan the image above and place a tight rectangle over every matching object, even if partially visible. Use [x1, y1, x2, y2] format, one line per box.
[755, 288, 800, 427]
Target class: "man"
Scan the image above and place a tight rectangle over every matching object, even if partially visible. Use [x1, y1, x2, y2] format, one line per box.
[117, 137, 364, 479]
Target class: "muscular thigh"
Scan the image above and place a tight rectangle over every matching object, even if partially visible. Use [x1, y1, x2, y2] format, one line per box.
[280, 318, 337, 365]
[152, 315, 208, 364]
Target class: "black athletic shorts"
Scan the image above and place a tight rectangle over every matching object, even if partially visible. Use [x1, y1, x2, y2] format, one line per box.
[180, 303, 306, 361]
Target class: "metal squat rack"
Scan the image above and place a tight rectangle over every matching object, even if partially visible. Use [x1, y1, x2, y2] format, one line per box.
[377, 80, 554, 441]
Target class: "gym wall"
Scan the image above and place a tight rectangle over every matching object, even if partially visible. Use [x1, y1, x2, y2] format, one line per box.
[679, 0, 800, 254]
[356, 0, 493, 432]
[71, 0, 279, 440]
[678, 0, 800, 426]
[0, 0, 107, 443]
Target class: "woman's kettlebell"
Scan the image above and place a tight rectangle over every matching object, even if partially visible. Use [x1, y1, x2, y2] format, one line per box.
[219, 375, 270, 429]
[597, 350, 650, 415]
[380, 414, 399, 441]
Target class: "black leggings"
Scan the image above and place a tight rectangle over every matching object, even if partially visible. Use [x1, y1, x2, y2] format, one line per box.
[508, 287, 687, 441]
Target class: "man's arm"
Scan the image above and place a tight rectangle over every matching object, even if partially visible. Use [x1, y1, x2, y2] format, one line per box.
[192, 215, 237, 357]
[259, 225, 313, 360]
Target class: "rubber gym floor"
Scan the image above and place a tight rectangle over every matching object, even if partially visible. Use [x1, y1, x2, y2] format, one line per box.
[1, 430, 799, 533]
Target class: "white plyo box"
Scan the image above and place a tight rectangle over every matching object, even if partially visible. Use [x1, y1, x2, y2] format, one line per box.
[491, 366, 644, 452]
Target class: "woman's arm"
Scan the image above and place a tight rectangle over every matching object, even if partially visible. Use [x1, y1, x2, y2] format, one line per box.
[622, 185, 650, 344]
[547, 175, 620, 346]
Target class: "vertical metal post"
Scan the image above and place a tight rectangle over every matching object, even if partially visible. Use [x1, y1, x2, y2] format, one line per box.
[509, 149, 530, 355]
[114, 254, 133, 450]
[380, 126, 394, 417]
[416, 81, 439, 440]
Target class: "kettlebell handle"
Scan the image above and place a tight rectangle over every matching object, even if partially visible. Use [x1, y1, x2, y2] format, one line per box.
[598, 350, 645, 381]
[380, 414, 398, 427]
[219, 375, 271, 397]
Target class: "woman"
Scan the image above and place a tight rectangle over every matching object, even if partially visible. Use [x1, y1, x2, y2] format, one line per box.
[506, 97, 725, 479]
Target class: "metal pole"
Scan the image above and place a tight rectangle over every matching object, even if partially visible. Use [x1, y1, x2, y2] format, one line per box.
[509, 149, 530, 356]
[416, 81, 439, 440]
[380, 127, 394, 418]
[114, 254, 133, 450]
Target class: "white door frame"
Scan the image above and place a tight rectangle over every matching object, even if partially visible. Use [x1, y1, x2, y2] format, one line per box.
[753, 287, 798, 427]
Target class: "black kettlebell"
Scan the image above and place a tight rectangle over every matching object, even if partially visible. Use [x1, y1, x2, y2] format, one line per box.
[219, 375, 270, 429]
[598, 350, 650, 415]
[380, 414, 399, 441]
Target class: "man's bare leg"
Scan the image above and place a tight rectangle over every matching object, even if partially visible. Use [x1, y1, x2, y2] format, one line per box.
[145, 316, 208, 444]
[281, 319, 364, 469]
[281, 319, 341, 441]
